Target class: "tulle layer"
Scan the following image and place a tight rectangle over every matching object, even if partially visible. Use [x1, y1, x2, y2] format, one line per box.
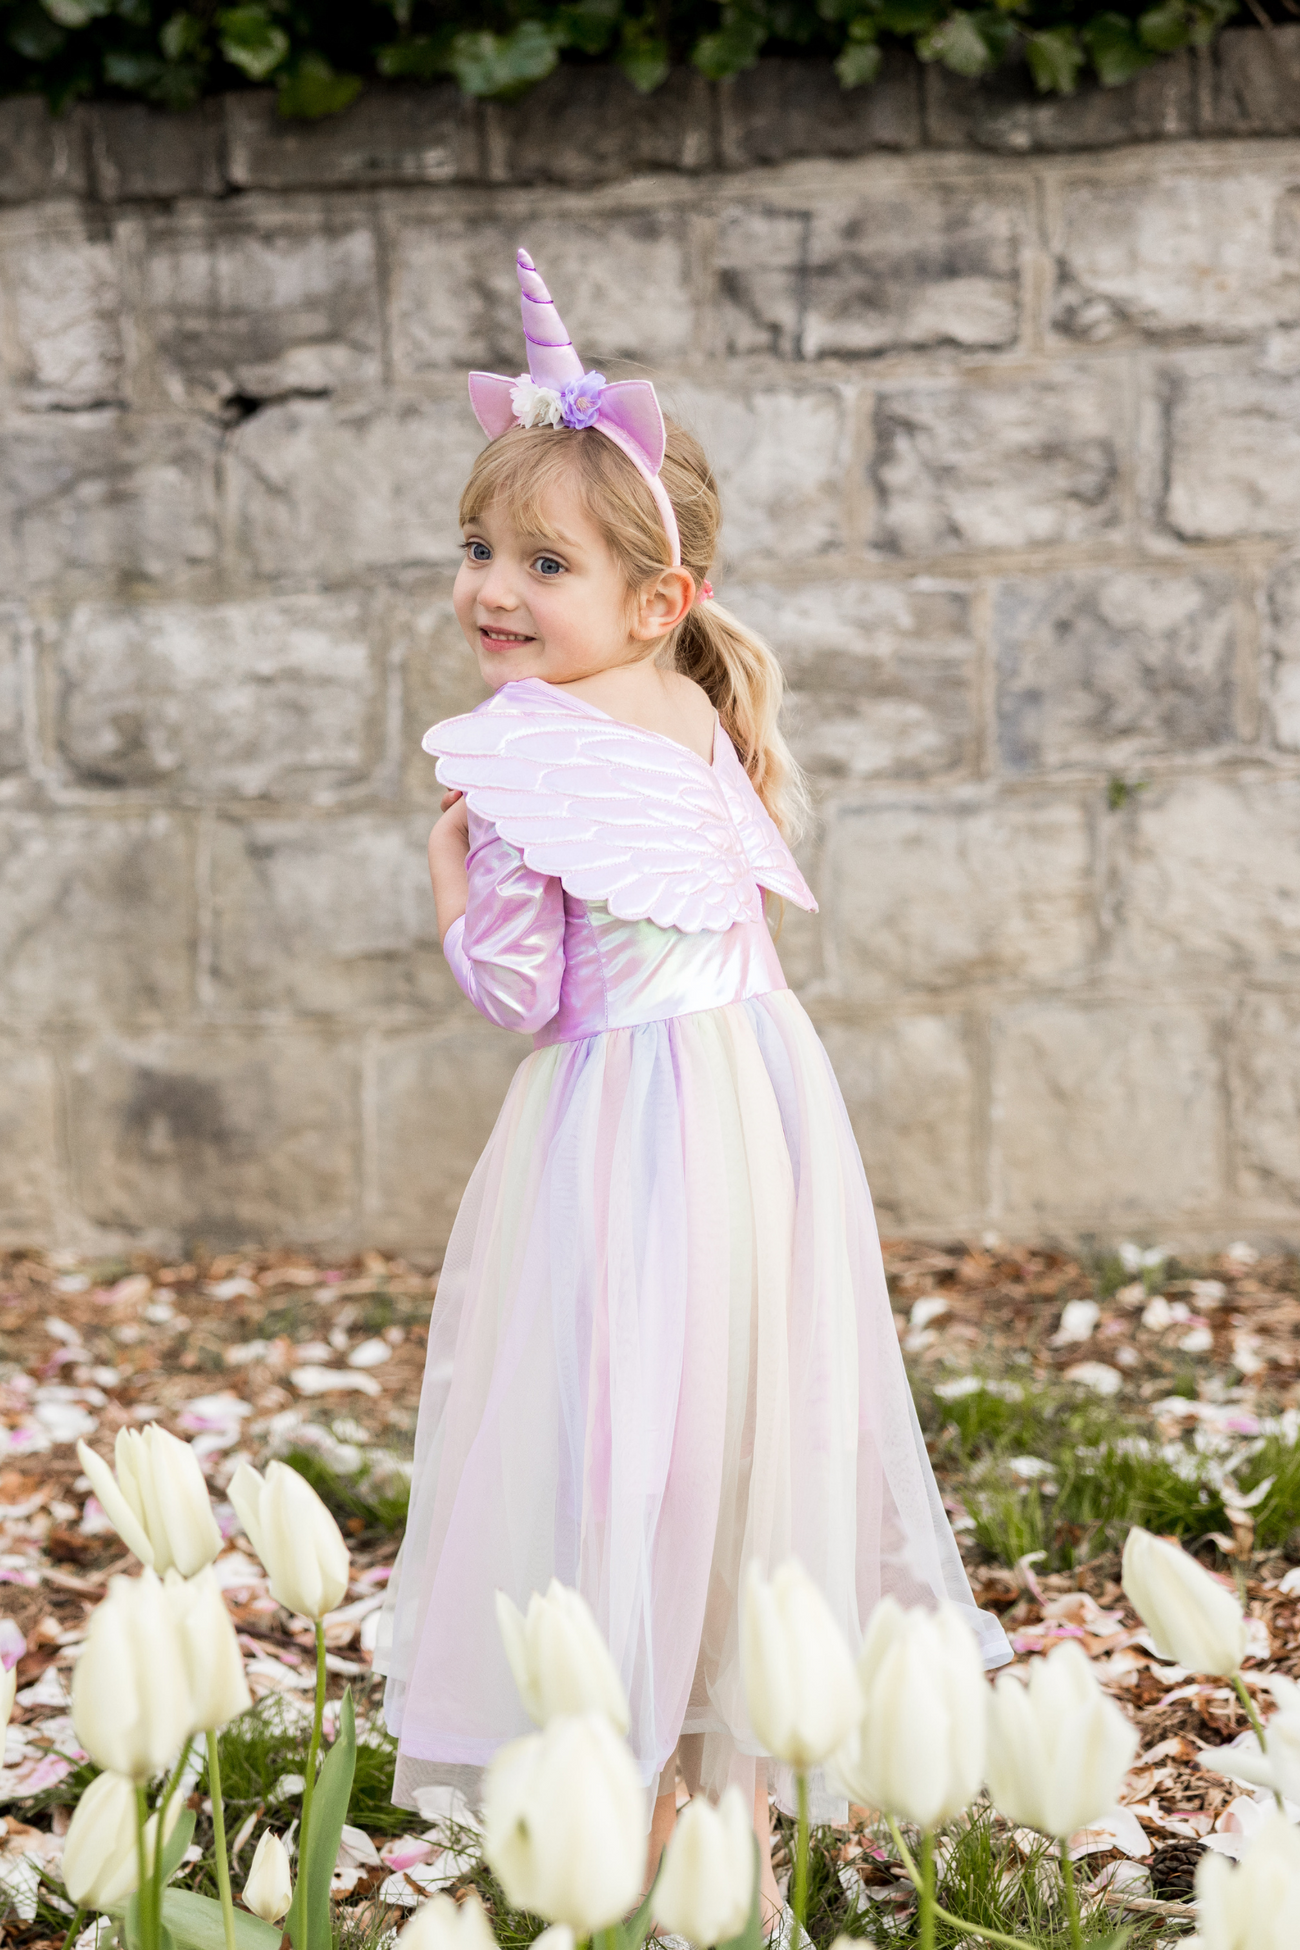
[379, 990, 1008, 1823]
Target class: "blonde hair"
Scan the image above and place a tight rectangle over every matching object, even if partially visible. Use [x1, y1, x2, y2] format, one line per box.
[459, 421, 812, 841]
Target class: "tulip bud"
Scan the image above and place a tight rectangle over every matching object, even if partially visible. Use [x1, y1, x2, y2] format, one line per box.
[1122, 1528, 1248, 1677]
[77, 1428, 222, 1579]
[483, 1713, 645, 1934]
[1194, 1808, 1300, 1949]
[740, 1559, 861, 1771]
[72, 1568, 194, 1780]
[495, 1580, 629, 1734]
[242, 1830, 293, 1924]
[655, 1785, 755, 1947]
[833, 1598, 986, 1831]
[397, 1891, 498, 1950]
[164, 1567, 252, 1734]
[62, 1770, 181, 1911]
[229, 1461, 349, 1621]
[985, 1639, 1137, 1839]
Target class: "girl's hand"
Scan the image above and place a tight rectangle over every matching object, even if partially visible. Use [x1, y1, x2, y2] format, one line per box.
[440, 787, 464, 814]
[432, 791, 470, 853]
[428, 793, 470, 943]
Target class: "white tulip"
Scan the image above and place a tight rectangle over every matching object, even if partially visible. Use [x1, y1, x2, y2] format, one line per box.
[1202, 1675, 1300, 1805]
[1121, 1528, 1247, 1677]
[164, 1567, 252, 1733]
[397, 1891, 498, 1950]
[741, 1559, 861, 1771]
[1195, 1809, 1300, 1948]
[62, 1770, 181, 1911]
[833, 1598, 986, 1831]
[1, 1658, 15, 1736]
[242, 1831, 293, 1924]
[72, 1569, 194, 1780]
[77, 1429, 221, 1579]
[229, 1461, 349, 1621]
[985, 1639, 1137, 1838]
[655, 1785, 755, 1947]
[483, 1712, 645, 1933]
[495, 1580, 629, 1734]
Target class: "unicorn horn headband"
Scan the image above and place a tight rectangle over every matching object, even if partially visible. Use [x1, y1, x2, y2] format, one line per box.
[468, 248, 682, 568]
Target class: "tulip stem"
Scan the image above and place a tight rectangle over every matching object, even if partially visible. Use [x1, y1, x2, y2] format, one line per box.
[918, 1830, 935, 1950]
[1231, 1671, 1286, 1811]
[296, 1621, 328, 1944]
[207, 1729, 239, 1950]
[793, 1771, 810, 1933]
[59, 1903, 85, 1950]
[886, 1818, 1037, 1950]
[1059, 1843, 1084, 1950]
[135, 1784, 156, 1950]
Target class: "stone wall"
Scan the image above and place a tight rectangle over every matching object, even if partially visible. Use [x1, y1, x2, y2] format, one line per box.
[2, 29, 1299, 1257]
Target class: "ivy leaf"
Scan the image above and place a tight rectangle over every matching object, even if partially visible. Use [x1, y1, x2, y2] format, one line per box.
[835, 37, 882, 83]
[1138, 0, 1190, 47]
[1025, 22, 1084, 90]
[617, 20, 671, 91]
[8, 3, 67, 60]
[555, 0, 622, 55]
[918, 10, 994, 75]
[218, 4, 291, 81]
[691, 12, 767, 79]
[160, 11, 206, 61]
[1083, 10, 1153, 82]
[277, 52, 363, 116]
[447, 20, 560, 97]
[375, 35, 445, 80]
[874, 0, 946, 34]
[43, 0, 112, 27]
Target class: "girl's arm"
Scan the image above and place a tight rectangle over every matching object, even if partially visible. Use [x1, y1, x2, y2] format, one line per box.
[428, 795, 565, 1035]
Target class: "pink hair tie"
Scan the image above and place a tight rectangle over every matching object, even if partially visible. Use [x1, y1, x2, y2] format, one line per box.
[696, 580, 714, 604]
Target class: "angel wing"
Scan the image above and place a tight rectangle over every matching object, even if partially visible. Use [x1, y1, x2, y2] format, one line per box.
[423, 678, 816, 935]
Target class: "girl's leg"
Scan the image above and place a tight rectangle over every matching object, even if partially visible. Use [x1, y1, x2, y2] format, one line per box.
[644, 1789, 678, 1898]
[753, 1762, 784, 1931]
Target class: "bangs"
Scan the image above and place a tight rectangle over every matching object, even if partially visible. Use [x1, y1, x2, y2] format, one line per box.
[458, 424, 670, 564]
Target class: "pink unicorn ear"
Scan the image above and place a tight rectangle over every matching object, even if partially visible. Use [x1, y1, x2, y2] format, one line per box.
[468, 372, 518, 439]
[594, 381, 666, 474]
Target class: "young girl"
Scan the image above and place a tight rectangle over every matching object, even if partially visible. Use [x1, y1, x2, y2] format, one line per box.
[378, 249, 1010, 1932]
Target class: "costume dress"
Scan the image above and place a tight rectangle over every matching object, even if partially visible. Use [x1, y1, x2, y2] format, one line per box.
[379, 673, 1010, 1822]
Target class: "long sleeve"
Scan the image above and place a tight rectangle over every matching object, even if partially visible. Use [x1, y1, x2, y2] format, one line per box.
[443, 810, 565, 1034]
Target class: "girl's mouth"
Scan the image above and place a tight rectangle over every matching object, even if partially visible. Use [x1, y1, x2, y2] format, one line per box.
[479, 626, 536, 646]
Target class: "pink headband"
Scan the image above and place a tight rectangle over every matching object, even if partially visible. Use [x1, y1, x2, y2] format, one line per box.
[468, 248, 682, 569]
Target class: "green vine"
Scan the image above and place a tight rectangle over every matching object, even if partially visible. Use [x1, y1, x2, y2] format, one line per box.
[0, 0, 1257, 120]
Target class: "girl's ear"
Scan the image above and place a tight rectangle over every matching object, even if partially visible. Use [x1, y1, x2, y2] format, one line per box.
[632, 567, 694, 641]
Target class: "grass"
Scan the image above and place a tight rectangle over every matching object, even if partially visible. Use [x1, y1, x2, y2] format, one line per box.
[283, 1449, 411, 1538]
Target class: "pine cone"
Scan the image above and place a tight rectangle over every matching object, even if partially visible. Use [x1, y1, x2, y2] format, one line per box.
[1150, 1838, 1206, 1900]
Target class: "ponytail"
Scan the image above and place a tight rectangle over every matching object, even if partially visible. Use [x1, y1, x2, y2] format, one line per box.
[672, 598, 811, 842]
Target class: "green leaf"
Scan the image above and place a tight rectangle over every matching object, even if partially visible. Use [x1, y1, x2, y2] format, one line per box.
[162, 1894, 280, 1950]
[375, 34, 445, 80]
[122, 1810, 196, 1950]
[616, 18, 670, 90]
[217, 4, 290, 80]
[1025, 22, 1084, 90]
[447, 20, 560, 97]
[873, 0, 944, 33]
[104, 48, 164, 84]
[612, 1866, 658, 1950]
[555, 0, 622, 55]
[287, 1689, 356, 1950]
[835, 38, 882, 84]
[1083, 10, 1153, 82]
[691, 12, 767, 79]
[277, 52, 363, 116]
[1188, 0, 1238, 44]
[8, 3, 67, 60]
[116, 0, 154, 24]
[43, 0, 111, 27]
[918, 9, 993, 74]
[1138, 0, 1191, 46]
[160, 11, 206, 60]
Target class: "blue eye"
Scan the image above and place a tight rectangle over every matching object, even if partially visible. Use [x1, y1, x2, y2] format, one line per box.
[535, 555, 564, 577]
[466, 540, 491, 562]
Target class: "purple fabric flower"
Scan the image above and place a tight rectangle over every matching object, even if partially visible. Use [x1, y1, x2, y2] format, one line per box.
[559, 371, 607, 430]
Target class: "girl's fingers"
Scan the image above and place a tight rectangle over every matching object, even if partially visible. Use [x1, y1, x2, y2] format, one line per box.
[440, 788, 464, 812]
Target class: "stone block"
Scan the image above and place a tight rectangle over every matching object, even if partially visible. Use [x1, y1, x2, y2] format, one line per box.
[65, 1029, 360, 1250]
[872, 366, 1123, 557]
[51, 595, 382, 799]
[1230, 994, 1300, 1209]
[389, 210, 693, 379]
[717, 52, 921, 166]
[0, 98, 89, 204]
[1197, 25, 1300, 137]
[716, 182, 1023, 360]
[1263, 555, 1300, 754]
[0, 606, 26, 779]
[818, 1012, 979, 1227]
[0, 1038, 58, 1243]
[1158, 365, 1300, 543]
[723, 578, 976, 779]
[828, 790, 1094, 998]
[88, 101, 224, 202]
[138, 207, 382, 412]
[484, 66, 711, 184]
[0, 811, 193, 1021]
[0, 414, 220, 593]
[225, 85, 478, 191]
[228, 397, 482, 579]
[994, 569, 1236, 773]
[666, 381, 848, 561]
[369, 1024, 530, 1253]
[399, 596, 488, 805]
[1105, 774, 1300, 982]
[992, 1002, 1220, 1226]
[209, 813, 453, 1013]
[0, 226, 124, 409]
[1050, 167, 1300, 346]
[924, 51, 1192, 150]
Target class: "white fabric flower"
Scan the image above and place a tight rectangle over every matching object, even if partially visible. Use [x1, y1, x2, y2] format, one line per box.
[510, 376, 563, 429]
